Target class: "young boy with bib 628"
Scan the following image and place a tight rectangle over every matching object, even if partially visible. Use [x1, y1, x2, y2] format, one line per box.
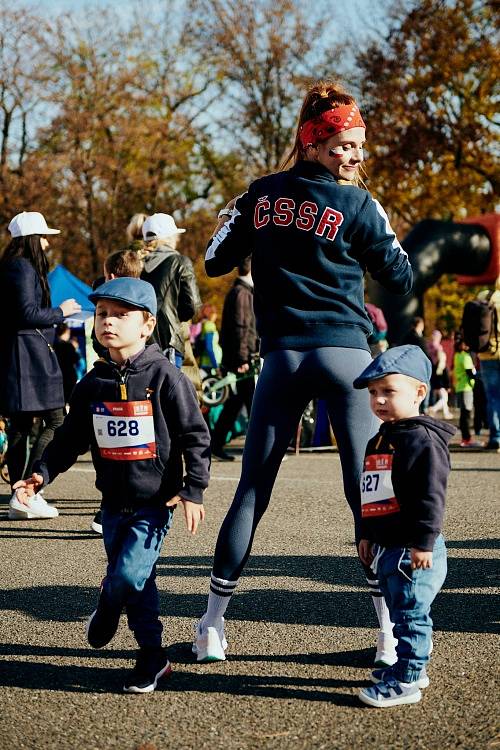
[354, 345, 455, 707]
[14, 277, 210, 693]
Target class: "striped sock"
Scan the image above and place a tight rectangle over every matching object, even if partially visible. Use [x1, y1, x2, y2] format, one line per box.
[204, 574, 238, 628]
[367, 576, 394, 635]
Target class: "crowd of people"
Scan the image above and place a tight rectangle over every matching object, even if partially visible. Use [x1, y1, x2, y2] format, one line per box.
[400, 313, 500, 450]
[1, 79, 498, 708]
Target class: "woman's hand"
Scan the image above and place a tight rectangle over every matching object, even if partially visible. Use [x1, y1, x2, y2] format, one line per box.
[166, 495, 206, 535]
[213, 197, 238, 233]
[60, 298, 82, 317]
[13, 473, 44, 506]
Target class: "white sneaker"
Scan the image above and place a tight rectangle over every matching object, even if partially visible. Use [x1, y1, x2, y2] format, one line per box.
[374, 630, 398, 667]
[192, 617, 228, 662]
[8, 491, 59, 520]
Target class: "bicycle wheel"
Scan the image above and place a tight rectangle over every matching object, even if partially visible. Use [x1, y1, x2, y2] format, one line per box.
[202, 377, 230, 407]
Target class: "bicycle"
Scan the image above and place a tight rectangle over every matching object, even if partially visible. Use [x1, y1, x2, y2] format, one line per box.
[200, 356, 261, 407]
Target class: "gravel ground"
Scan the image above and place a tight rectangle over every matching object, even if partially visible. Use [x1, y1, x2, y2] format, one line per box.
[0, 449, 498, 750]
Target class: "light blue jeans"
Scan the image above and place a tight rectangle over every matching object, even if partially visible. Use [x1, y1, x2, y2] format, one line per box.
[481, 360, 500, 445]
[376, 534, 447, 683]
[101, 505, 173, 648]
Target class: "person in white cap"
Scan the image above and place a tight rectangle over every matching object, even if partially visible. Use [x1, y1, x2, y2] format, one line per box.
[0, 211, 81, 519]
[141, 213, 201, 367]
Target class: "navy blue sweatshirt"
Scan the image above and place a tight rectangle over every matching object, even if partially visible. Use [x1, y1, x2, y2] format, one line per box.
[34, 344, 210, 509]
[206, 161, 412, 355]
[360, 416, 456, 551]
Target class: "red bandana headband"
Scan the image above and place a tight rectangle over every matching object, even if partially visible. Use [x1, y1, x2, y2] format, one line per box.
[299, 104, 366, 148]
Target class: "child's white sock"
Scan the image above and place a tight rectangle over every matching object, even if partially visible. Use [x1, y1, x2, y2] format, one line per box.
[203, 574, 238, 629]
[367, 574, 394, 635]
[371, 591, 394, 635]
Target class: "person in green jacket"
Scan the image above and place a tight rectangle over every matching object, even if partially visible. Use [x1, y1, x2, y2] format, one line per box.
[454, 335, 482, 448]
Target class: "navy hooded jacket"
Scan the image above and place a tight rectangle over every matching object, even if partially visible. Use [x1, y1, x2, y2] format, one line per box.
[360, 416, 456, 551]
[205, 161, 412, 355]
[34, 344, 210, 509]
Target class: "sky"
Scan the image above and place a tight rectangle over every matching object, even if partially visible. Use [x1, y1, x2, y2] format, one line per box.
[31, 0, 389, 38]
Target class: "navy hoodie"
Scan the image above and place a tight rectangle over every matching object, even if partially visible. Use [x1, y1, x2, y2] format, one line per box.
[360, 416, 456, 551]
[34, 344, 210, 509]
[206, 161, 412, 355]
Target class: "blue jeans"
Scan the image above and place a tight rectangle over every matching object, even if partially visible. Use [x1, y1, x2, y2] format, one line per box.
[480, 360, 500, 444]
[376, 535, 447, 683]
[101, 505, 173, 648]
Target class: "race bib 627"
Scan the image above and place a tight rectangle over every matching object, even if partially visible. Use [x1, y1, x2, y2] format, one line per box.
[92, 401, 156, 461]
[360, 453, 400, 517]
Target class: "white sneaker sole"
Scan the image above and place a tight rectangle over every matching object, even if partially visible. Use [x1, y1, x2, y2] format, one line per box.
[8, 506, 59, 520]
[192, 626, 227, 662]
[123, 662, 172, 693]
[91, 521, 103, 534]
[359, 687, 422, 707]
[85, 610, 100, 648]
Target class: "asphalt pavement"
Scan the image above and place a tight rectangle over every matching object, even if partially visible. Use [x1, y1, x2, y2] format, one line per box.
[0, 447, 498, 750]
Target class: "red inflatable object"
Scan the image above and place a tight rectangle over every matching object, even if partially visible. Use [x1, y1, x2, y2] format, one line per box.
[457, 213, 499, 286]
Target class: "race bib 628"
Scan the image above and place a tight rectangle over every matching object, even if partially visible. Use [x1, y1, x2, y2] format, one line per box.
[92, 401, 156, 461]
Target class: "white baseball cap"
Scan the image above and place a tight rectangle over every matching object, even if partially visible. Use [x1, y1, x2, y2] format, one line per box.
[8, 211, 61, 237]
[142, 213, 186, 240]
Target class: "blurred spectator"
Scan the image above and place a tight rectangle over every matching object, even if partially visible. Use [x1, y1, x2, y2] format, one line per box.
[141, 213, 201, 368]
[70, 336, 86, 381]
[0, 211, 80, 518]
[428, 331, 452, 419]
[476, 283, 500, 451]
[126, 213, 148, 245]
[454, 336, 482, 448]
[366, 302, 389, 357]
[0, 419, 8, 465]
[54, 323, 79, 405]
[211, 257, 258, 460]
[197, 304, 223, 371]
[403, 316, 431, 412]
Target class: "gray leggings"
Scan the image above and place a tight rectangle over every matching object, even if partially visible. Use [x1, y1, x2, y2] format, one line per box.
[212, 347, 378, 581]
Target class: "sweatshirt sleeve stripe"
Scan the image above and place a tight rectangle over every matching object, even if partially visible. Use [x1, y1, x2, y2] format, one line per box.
[372, 198, 408, 255]
[205, 206, 242, 261]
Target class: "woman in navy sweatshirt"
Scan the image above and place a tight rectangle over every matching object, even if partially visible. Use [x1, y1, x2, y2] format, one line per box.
[192, 80, 413, 664]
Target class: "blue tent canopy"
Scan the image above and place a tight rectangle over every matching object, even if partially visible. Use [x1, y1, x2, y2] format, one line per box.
[48, 264, 94, 320]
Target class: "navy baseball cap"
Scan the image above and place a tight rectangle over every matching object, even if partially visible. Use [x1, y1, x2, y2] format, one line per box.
[353, 345, 432, 389]
[89, 277, 157, 316]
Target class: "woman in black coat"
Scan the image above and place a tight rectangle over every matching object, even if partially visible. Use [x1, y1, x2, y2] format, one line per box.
[0, 212, 81, 519]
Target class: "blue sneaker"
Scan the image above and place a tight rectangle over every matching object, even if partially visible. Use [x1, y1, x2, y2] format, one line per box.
[359, 676, 422, 707]
[371, 666, 429, 689]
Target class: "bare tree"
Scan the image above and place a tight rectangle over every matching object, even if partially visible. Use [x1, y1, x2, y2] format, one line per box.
[187, 0, 342, 174]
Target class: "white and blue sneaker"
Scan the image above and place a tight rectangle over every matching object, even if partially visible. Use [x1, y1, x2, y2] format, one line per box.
[192, 616, 228, 662]
[371, 666, 429, 689]
[359, 676, 422, 707]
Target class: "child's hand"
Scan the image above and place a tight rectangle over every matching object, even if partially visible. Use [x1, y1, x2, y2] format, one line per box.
[166, 495, 205, 535]
[410, 548, 433, 569]
[12, 473, 44, 506]
[358, 539, 374, 566]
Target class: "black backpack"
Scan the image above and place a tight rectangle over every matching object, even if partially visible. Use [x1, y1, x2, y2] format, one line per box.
[461, 294, 499, 353]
